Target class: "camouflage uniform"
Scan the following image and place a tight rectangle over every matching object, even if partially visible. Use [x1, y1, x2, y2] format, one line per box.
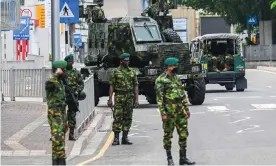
[142, 3, 160, 19]
[45, 61, 68, 165]
[64, 54, 84, 141]
[109, 53, 138, 145]
[155, 57, 195, 165]
[91, 0, 107, 23]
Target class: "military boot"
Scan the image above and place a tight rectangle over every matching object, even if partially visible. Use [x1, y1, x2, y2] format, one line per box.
[52, 159, 59, 165]
[58, 158, 66, 165]
[112, 132, 120, 145]
[166, 150, 174, 165]
[121, 131, 132, 145]
[179, 147, 195, 165]
[69, 127, 76, 141]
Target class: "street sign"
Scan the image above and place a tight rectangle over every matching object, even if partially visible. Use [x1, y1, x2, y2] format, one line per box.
[74, 33, 82, 47]
[13, 16, 30, 40]
[247, 15, 258, 25]
[60, 0, 79, 23]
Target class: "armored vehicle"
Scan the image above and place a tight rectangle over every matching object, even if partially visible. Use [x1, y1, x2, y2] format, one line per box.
[190, 33, 247, 91]
[80, 1, 206, 106]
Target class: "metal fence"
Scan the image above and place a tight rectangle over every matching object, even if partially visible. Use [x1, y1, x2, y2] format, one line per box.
[1, 67, 96, 138]
[75, 74, 95, 137]
[1, 68, 52, 100]
[243, 45, 276, 62]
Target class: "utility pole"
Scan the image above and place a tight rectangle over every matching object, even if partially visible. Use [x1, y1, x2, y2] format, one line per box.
[51, 0, 60, 63]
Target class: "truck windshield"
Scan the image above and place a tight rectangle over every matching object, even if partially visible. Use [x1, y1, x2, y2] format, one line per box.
[133, 25, 162, 42]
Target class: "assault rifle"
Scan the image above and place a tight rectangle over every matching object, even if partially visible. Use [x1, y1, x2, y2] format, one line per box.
[62, 78, 81, 112]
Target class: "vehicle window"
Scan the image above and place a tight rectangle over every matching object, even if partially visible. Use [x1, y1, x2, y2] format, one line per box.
[133, 25, 162, 42]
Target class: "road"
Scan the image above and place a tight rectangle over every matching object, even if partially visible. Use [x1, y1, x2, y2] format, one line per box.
[71, 69, 276, 165]
[2, 69, 276, 165]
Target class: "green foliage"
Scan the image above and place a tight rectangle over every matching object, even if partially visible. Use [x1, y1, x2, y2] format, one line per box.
[178, 0, 269, 26]
[271, 0, 276, 9]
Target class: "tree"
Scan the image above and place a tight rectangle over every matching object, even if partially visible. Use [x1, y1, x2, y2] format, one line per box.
[178, 0, 269, 27]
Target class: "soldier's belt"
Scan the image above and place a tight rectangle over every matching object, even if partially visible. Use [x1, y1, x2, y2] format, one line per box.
[114, 89, 133, 94]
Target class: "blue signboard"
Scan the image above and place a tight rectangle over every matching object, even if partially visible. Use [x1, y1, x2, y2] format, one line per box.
[13, 16, 30, 40]
[74, 33, 82, 47]
[247, 15, 258, 25]
[60, 0, 79, 23]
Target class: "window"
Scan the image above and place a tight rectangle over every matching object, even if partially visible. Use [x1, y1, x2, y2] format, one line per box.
[133, 25, 161, 42]
[20, 0, 24, 6]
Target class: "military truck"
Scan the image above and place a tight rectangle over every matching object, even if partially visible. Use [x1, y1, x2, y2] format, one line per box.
[190, 33, 247, 91]
[80, 1, 206, 106]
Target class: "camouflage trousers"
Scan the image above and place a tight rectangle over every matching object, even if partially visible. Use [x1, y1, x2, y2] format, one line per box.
[67, 101, 78, 128]
[112, 93, 134, 132]
[162, 103, 189, 150]
[48, 108, 67, 160]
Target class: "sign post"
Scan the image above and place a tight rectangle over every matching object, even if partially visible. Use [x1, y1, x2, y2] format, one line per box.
[60, 0, 79, 58]
[51, 0, 60, 62]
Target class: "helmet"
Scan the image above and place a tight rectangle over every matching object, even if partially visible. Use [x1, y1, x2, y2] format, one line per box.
[78, 91, 87, 100]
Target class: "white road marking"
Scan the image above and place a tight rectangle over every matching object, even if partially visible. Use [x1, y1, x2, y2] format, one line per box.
[230, 117, 251, 124]
[236, 125, 264, 134]
[130, 128, 140, 131]
[133, 120, 141, 123]
[267, 86, 272, 88]
[131, 125, 139, 128]
[240, 96, 262, 99]
[207, 106, 229, 112]
[191, 112, 206, 114]
[253, 69, 276, 75]
[250, 108, 275, 111]
[270, 96, 276, 98]
[251, 104, 276, 109]
[224, 110, 245, 116]
[128, 133, 139, 136]
[129, 136, 149, 138]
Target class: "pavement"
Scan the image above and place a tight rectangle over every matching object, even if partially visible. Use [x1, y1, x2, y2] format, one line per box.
[257, 66, 276, 72]
[2, 69, 276, 165]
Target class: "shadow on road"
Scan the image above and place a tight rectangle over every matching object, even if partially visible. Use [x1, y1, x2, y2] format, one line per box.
[206, 90, 252, 93]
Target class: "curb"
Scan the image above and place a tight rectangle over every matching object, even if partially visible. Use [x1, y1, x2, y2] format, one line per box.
[68, 110, 106, 159]
[256, 66, 276, 72]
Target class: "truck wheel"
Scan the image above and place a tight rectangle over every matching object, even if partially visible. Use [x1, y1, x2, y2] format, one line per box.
[235, 76, 247, 92]
[162, 28, 182, 43]
[94, 80, 100, 106]
[146, 95, 157, 104]
[225, 83, 235, 91]
[188, 78, 206, 105]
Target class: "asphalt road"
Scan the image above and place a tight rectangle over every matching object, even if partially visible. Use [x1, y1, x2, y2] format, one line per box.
[2, 69, 276, 165]
[71, 69, 276, 165]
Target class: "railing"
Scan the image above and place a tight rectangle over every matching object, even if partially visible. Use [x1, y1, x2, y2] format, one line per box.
[243, 45, 276, 67]
[75, 74, 95, 137]
[1, 67, 52, 100]
[1, 67, 96, 138]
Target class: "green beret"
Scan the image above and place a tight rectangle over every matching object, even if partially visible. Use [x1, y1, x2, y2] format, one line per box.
[64, 54, 74, 61]
[164, 57, 179, 66]
[119, 53, 130, 59]
[52, 60, 67, 69]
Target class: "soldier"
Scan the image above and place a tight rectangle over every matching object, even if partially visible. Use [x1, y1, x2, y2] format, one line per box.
[45, 60, 68, 165]
[141, 0, 160, 19]
[155, 57, 195, 166]
[91, 0, 107, 23]
[108, 53, 139, 146]
[64, 54, 84, 141]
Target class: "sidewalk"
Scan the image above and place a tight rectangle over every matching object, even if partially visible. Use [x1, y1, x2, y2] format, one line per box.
[1, 101, 107, 157]
[257, 66, 276, 72]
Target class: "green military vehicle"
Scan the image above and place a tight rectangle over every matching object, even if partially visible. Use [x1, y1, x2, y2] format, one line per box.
[190, 33, 247, 91]
[80, 1, 206, 106]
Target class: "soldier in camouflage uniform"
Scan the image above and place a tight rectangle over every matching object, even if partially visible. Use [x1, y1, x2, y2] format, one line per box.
[45, 60, 68, 165]
[64, 54, 84, 141]
[141, 0, 160, 19]
[155, 57, 195, 166]
[108, 53, 139, 146]
[90, 0, 107, 23]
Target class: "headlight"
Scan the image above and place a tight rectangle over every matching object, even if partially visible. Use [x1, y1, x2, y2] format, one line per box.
[147, 69, 158, 75]
[191, 66, 200, 72]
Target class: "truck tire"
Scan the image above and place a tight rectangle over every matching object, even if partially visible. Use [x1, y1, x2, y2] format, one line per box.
[188, 78, 206, 105]
[162, 28, 182, 43]
[94, 80, 100, 106]
[145, 90, 157, 104]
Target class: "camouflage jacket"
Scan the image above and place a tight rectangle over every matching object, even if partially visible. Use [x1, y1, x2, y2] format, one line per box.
[45, 76, 66, 110]
[65, 68, 84, 97]
[109, 66, 138, 94]
[142, 5, 160, 18]
[91, 6, 106, 22]
[155, 72, 189, 116]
